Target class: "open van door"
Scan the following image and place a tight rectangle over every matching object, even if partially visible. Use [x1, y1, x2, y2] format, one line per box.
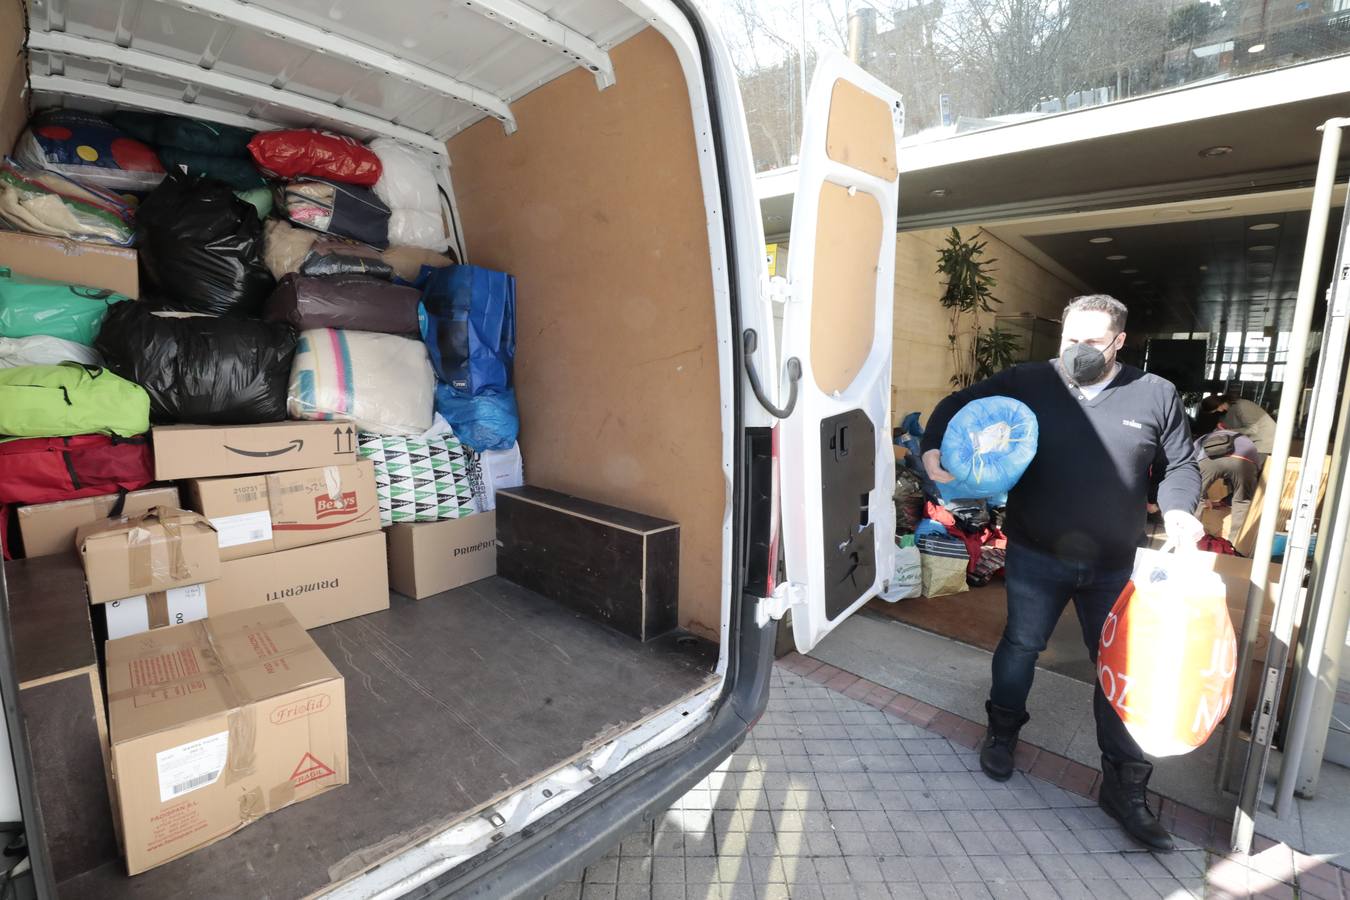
[778, 54, 903, 653]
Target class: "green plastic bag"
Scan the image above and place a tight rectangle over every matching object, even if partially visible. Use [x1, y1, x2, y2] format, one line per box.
[0, 363, 149, 438]
[0, 269, 130, 344]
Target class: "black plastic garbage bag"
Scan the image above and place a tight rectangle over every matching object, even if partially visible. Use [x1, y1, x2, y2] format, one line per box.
[95, 302, 296, 424]
[136, 170, 275, 315]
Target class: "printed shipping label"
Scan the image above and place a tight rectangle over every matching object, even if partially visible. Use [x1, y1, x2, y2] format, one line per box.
[156, 731, 228, 803]
[211, 510, 274, 549]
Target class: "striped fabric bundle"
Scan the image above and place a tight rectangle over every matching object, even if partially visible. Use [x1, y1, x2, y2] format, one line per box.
[287, 327, 434, 435]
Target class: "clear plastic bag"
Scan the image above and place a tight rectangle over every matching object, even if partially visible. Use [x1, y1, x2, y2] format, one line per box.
[288, 328, 434, 435]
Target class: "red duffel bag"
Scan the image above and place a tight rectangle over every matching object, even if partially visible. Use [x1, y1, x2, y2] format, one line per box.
[0, 434, 154, 558]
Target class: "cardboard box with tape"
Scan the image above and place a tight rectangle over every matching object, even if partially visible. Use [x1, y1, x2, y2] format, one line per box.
[76, 507, 220, 604]
[387, 512, 497, 600]
[184, 461, 379, 561]
[152, 421, 360, 481]
[0, 231, 139, 297]
[210, 531, 389, 629]
[18, 486, 181, 558]
[105, 604, 347, 874]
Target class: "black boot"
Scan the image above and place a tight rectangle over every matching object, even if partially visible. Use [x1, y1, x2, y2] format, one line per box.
[1098, 756, 1174, 852]
[979, 701, 1029, 782]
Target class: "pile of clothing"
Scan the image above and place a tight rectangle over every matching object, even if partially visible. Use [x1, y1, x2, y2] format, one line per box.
[1, 109, 526, 544]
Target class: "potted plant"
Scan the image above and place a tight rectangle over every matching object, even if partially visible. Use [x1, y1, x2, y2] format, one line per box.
[936, 227, 1019, 388]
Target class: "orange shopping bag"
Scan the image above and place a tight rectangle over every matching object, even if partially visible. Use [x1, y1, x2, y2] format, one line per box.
[1097, 544, 1237, 757]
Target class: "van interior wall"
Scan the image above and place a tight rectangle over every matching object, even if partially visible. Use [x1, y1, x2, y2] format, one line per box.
[893, 227, 1076, 423]
[0, 0, 27, 152]
[446, 28, 725, 641]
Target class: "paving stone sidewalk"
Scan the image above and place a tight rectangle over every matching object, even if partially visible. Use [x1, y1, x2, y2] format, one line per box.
[540, 663, 1348, 900]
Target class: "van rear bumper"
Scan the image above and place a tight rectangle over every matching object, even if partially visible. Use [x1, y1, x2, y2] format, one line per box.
[403, 594, 776, 900]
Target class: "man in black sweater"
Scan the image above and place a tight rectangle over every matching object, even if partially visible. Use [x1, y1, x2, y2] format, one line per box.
[921, 294, 1202, 851]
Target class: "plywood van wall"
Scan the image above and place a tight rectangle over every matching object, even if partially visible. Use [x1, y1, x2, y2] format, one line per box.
[447, 28, 725, 641]
[1, 0, 27, 152]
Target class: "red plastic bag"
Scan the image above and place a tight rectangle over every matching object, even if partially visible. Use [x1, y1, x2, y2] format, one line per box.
[0, 434, 154, 558]
[248, 130, 382, 185]
[1097, 545, 1237, 757]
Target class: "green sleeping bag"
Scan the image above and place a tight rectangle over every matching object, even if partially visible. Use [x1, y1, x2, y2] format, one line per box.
[0, 363, 150, 438]
[0, 268, 130, 345]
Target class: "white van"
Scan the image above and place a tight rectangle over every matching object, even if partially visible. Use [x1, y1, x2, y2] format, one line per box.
[0, 0, 901, 895]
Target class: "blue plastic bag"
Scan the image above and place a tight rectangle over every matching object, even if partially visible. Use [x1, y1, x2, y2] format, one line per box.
[416, 264, 515, 396]
[938, 396, 1038, 502]
[434, 383, 519, 452]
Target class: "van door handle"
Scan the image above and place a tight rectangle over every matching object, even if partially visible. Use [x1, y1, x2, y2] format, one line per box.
[742, 329, 801, 420]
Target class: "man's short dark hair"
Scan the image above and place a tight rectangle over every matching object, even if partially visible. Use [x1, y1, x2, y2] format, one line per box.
[1200, 394, 1228, 414]
[1062, 294, 1128, 334]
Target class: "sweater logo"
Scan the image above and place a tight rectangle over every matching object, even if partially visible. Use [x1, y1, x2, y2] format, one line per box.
[1122, 419, 1143, 429]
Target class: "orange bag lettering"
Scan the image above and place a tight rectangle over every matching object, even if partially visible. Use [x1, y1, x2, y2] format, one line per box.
[1097, 546, 1237, 757]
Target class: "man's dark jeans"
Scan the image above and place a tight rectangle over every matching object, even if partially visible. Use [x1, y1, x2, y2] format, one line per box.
[991, 541, 1145, 764]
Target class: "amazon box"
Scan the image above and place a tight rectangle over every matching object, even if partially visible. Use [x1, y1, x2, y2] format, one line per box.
[152, 422, 360, 481]
[18, 485, 181, 558]
[106, 605, 347, 875]
[208, 531, 388, 629]
[184, 462, 379, 561]
[76, 508, 220, 604]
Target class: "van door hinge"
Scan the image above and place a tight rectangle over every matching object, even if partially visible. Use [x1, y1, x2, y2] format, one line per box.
[756, 581, 806, 627]
[762, 275, 794, 305]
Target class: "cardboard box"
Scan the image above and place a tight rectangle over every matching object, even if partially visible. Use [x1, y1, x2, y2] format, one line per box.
[152, 421, 360, 481]
[76, 507, 220, 604]
[387, 513, 496, 599]
[0, 231, 138, 297]
[185, 461, 379, 561]
[106, 605, 347, 875]
[103, 584, 210, 640]
[18, 486, 181, 558]
[6, 554, 120, 881]
[209, 531, 389, 629]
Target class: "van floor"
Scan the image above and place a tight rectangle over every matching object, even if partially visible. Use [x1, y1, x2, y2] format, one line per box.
[60, 578, 718, 899]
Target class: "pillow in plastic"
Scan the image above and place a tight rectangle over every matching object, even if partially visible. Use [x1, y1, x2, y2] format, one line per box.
[0, 335, 101, 369]
[288, 328, 434, 435]
[938, 396, 1038, 502]
[0, 160, 135, 245]
[16, 110, 165, 194]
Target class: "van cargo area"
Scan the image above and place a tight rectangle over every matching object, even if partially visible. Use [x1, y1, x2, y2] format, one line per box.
[0, 0, 740, 894]
[63, 579, 717, 896]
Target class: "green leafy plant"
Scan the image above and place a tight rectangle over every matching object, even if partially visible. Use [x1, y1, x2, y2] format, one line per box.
[936, 227, 1017, 387]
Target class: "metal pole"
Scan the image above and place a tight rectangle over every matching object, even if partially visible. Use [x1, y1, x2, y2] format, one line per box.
[1216, 123, 1345, 794]
[1276, 198, 1350, 813]
[1228, 119, 1349, 854]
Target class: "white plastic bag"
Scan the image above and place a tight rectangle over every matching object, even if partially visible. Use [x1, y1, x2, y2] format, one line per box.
[0, 335, 102, 369]
[880, 541, 922, 601]
[287, 328, 435, 435]
[369, 138, 448, 251]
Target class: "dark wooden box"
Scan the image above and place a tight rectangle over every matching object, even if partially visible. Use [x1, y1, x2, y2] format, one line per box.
[496, 487, 679, 642]
[5, 554, 118, 882]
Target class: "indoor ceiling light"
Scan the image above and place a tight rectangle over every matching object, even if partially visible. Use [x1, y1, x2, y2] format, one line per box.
[1249, 222, 1280, 231]
[1198, 145, 1233, 158]
[1248, 43, 1266, 53]
[1120, 268, 1139, 274]
[1106, 254, 1127, 261]
[1132, 280, 1149, 286]
[1088, 236, 1113, 244]
[929, 188, 948, 197]
[1198, 264, 1209, 271]
[1248, 244, 1275, 252]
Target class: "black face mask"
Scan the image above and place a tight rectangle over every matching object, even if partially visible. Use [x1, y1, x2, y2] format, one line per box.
[1062, 341, 1112, 385]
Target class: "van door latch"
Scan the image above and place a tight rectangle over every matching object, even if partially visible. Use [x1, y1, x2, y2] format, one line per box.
[756, 581, 806, 626]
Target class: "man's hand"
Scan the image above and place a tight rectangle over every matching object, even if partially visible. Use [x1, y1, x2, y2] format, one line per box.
[1163, 509, 1205, 549]
[922, 449, 955, 484]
